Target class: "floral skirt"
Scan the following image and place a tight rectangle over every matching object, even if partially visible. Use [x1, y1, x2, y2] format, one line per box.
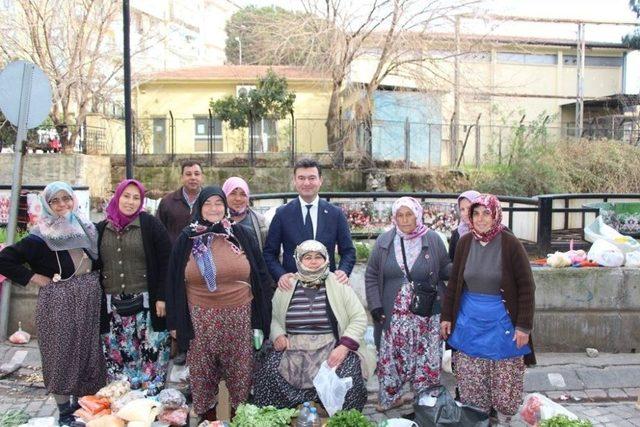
[251, 346, 367, 411]
[187, 303, 253, 415]
[101, 307, 170, 395]
[377, 281, 442, 410]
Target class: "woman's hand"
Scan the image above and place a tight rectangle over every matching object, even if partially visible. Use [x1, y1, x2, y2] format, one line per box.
[440, 321, 452, 339]
[371, 308, 386, 324]
[29, 274, 51, 287]
[514, 330, 530, 348]
[327, 344, 349, 369]
[170, 330, 177, 339]
[273, 335, 289, 351]
[155, 301, 166, 317]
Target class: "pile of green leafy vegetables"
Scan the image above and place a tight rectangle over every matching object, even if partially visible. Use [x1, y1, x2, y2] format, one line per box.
[326, 409, 375, 426]
[540, 415, 593, 427]
[230, 403, 298, 427]
[0, 409, 30, 427]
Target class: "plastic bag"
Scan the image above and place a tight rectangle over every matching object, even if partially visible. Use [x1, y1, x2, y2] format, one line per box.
[9, 322, 31, 344]
[115, 398, 161, 425]
[86, 414, 126, 427]
[312, 361, 353, 416]
[79, 396, 111, 415]
[17, 417, 57, 427]
[414, 386, 489, 427]
[587, 239, 625, 267]
[97, 380, 131, 403]
[546, 252, 572, 268]
[625, 250, 640, 267]
[157, 388, 186, 409]
[519, 393, 578, 426]
[158, 405, 189, 426]
[74, 408, 111, 423]
[111, 390, 146, 413]
[584, 216, 640, 253]
[441, 342, 452, 374]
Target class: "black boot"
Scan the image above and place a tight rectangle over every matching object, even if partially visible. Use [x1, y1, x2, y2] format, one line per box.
[57, 402, 76, 426]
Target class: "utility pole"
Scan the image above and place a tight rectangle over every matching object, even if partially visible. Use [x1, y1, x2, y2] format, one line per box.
[576, 22, 585, 139]
[235, 36, 243, 65]
[123, 0, 133, 178]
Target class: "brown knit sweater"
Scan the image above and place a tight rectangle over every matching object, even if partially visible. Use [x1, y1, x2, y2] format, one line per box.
[442, 230, 536, 365]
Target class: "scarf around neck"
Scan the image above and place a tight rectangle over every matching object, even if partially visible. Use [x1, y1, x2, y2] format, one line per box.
[31, 181, 98, 259]
[294, 239, 330, 288]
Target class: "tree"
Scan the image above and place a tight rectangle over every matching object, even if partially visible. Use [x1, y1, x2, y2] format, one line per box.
[225, 6, 313, 66]
[210, 69, 296, 156]
[622, 0, 640, 48]
[226, 0, 478, 164]
[0, 0, 160, 152]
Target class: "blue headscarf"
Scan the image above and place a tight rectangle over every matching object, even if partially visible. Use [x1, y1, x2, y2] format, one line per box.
[30, 181, 98, 258]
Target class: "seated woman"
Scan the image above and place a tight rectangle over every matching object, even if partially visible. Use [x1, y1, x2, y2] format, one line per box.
[252, 240, 368, 411]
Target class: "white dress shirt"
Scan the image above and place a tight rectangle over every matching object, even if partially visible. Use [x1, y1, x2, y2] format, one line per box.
[298, 195, 319, 239]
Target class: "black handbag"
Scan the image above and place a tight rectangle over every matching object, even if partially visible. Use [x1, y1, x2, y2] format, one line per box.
[112, 293, 145, 316]
[401, 237, 438, 317]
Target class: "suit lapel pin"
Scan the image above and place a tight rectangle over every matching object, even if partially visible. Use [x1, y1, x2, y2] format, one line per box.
[324, 209, 328, 214]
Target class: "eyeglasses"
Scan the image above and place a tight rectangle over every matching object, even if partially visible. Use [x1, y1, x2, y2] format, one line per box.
[48, 196, 73, 206]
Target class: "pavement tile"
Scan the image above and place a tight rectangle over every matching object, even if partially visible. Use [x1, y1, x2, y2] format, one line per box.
[585, 389, 608, 400]
[629, 417, 640, 426]
[625, 388, 640, 397]
[582, 408, 604, 417]
[608, 388, 629, 399]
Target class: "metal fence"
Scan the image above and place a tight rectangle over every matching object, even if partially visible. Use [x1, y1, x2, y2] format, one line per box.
[33, 114, 638, 167]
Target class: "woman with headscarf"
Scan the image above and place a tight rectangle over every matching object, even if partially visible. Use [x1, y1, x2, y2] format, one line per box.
[166, 186, 272, 422]
[222, 176, 267, 249]
[96, 179, 172, 395]
[441, 194, 535, 425]
[365, 197, 451, 411]
[0, 182, 105, 425]
[449, 190, 480, 261]
[252, 239, 368, 410]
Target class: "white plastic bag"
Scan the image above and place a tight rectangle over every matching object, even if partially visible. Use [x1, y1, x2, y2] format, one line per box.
[625, 250, 640, 267]
[17, 417, 57, 427]
[584, 216, 640, 253]
[312, 361, 353, 416]
[587, 239, 625, 267]
[546, 252, 571, 268]
[519, 393, 577, 426]
[441, 342, 452, 374]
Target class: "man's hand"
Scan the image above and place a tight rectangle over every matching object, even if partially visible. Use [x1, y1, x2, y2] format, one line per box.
[277, 273, 295, 291]
[29, 274, 50, 287]
[327, 344, 349, 368]
[440, 321, 452, 339]
[156, 301, 166, 317]
[514, 330, 530, 348]
[273, 335, 289, 351]
[334, 270, 349, 284]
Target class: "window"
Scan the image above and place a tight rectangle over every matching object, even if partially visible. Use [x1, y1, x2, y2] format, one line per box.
[194, 116, 222, 152]
[250, 118, 278, 152]
[497, 52, 557, 65]
[563, 55, 623, 67]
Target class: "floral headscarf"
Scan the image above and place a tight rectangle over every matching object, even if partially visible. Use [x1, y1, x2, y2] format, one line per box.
[105, 179, 146, 231]
[187, 186, 241, 292]
[469, 194, 505, 243]
[391, 197, 428, 240]
[222, 176, 250, 217]
[30, 181, 98, 258]
[456, 190, 480, 237]
[294, 240, 330, 288]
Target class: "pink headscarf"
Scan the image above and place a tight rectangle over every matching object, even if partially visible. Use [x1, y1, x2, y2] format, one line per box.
[105, 179, 146, 231]
[222, 176, 250, 216]
[392, 196, 428, 240]
[457, 190, 480, 237]
[469, 194, 505, 243]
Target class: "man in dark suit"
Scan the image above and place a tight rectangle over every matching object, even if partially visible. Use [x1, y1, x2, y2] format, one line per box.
[263, 158, 356, 289]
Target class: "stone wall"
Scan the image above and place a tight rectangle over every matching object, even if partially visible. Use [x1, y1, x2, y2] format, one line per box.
[349, 265, 639, 353]
[0, 153, 112, 198]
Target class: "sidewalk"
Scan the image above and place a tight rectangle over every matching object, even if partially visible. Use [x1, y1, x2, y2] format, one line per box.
[1, 340, 639, 425]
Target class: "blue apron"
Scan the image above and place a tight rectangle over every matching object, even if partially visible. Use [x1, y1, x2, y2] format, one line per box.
[448, 291, 531, 360]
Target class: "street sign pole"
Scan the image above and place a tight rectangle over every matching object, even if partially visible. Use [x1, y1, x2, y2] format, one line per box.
[0, 60, 53, 340]
[0, 63, 34, 340]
